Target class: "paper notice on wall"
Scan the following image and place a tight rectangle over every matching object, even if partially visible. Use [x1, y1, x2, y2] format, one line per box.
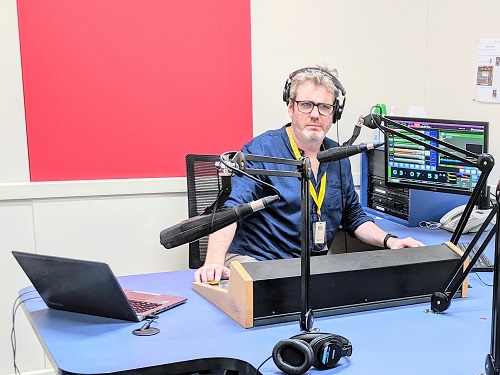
[474, 39, 500, 103]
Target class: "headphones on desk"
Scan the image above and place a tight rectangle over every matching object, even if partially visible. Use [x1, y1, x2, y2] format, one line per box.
[272, 332, 352, 375]
[282, 67, 347, 124]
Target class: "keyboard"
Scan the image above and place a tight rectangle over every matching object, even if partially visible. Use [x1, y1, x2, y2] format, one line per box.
[129, 299, 162, 314]
[457, 242, 494, 272]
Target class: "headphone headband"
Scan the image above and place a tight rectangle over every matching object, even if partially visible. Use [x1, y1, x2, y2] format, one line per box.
[288, 67, 346, 96]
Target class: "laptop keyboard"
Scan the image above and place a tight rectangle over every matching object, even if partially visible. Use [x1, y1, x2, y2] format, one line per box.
[457, 242, 494, 272]
[129, 299, 162, 314]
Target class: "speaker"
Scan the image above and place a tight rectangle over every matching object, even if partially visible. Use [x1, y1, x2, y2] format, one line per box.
[272, 332, 352, 375]
[282, 67, 347, 124]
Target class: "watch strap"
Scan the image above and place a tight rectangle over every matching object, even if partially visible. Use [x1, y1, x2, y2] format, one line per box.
[383, 233, 398, 249]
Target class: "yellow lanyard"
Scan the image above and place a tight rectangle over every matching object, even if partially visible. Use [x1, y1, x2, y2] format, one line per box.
[286, 127, 327, 216]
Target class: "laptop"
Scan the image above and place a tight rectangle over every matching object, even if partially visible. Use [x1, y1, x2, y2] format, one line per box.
[12, 251, 187, 322]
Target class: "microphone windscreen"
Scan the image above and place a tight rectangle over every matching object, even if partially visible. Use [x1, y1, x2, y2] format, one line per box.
[361, 114, 381, 129]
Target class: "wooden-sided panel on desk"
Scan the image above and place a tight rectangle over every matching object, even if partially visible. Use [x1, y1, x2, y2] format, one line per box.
[192, 242, 468, 328]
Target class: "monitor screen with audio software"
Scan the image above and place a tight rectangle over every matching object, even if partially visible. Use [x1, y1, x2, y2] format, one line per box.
[384, 116, 488, 195]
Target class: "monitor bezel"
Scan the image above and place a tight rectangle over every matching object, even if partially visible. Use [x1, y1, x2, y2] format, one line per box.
[384, 115, 489, 196]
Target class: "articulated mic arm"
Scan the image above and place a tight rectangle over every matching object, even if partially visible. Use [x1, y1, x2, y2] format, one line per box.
[368, 114, 500, 375]
[485, 182, 500, 375]
[367, 114, 495, 312]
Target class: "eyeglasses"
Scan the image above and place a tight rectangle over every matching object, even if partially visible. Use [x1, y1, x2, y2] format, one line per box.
[293, 100, 335, 116]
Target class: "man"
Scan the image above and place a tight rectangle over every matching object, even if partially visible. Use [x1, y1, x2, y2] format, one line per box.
[194, 66, 423, 283]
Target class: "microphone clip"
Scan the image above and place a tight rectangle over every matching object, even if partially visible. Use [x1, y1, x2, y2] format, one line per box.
[216, 153, 238, 178]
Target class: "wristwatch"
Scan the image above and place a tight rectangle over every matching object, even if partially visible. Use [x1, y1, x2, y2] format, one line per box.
[383, 233, 398, 249]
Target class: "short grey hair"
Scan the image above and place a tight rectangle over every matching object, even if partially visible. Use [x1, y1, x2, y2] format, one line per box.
[288, 65, 340, 103]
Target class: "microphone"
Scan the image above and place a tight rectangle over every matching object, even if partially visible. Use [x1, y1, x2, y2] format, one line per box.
[317, 142, 384, 163]
[160, 195, 280, 249]
[361, 113, 382, 129]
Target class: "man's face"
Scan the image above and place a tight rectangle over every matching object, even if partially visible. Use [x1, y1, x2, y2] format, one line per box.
[287, 81, 334, 144]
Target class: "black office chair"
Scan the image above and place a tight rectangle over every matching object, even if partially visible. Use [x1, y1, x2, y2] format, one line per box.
[186, 154, 230, 269]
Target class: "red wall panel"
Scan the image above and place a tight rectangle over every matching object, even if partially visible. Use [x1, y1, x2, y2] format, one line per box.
[17, 0, 252, 181]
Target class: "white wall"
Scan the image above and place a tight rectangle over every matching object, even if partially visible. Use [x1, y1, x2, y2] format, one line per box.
[251, 0, 500, 184]
[2, 1, 500, 374]
[1, 0, 29, 182]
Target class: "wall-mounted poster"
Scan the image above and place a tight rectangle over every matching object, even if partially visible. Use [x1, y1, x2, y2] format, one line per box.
[474, 39, 500, 103]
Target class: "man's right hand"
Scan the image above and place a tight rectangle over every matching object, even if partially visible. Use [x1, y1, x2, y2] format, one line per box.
[194, 263, 230, 283]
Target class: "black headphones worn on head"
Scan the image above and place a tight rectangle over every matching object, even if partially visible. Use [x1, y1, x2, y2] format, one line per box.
[282, 67, 347, 124]
[272, 332, 352, 375]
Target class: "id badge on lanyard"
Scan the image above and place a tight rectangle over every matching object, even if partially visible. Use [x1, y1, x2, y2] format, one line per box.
[311, 174, 328, 252]
[287, 127, 328, 252]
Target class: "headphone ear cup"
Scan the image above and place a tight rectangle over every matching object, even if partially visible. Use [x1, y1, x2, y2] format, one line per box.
[283, 78, 291, 104]
[308, 334, 332, 369]
[309, 334, 352, 369]
[332, 97, 346, 123]
[272, 338, 314, 375]
[332, 99, 340, 123]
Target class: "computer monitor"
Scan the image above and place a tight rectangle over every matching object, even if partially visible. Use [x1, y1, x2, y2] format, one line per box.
[384, 116, 489, 196]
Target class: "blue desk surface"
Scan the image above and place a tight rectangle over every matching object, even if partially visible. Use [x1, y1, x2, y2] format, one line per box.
[19, 219, 497, 375]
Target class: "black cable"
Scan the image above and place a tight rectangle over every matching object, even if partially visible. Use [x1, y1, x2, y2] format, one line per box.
[475, 272, 494, 287]
[11, 291, 40, 375]
[254, 355, 272, 375]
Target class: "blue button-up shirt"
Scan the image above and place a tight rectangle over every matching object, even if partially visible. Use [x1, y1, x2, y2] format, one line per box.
[224, 124, 373, 260]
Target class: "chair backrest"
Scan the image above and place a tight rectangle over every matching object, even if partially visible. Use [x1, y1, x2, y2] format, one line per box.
[185, 154, 225, 269]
